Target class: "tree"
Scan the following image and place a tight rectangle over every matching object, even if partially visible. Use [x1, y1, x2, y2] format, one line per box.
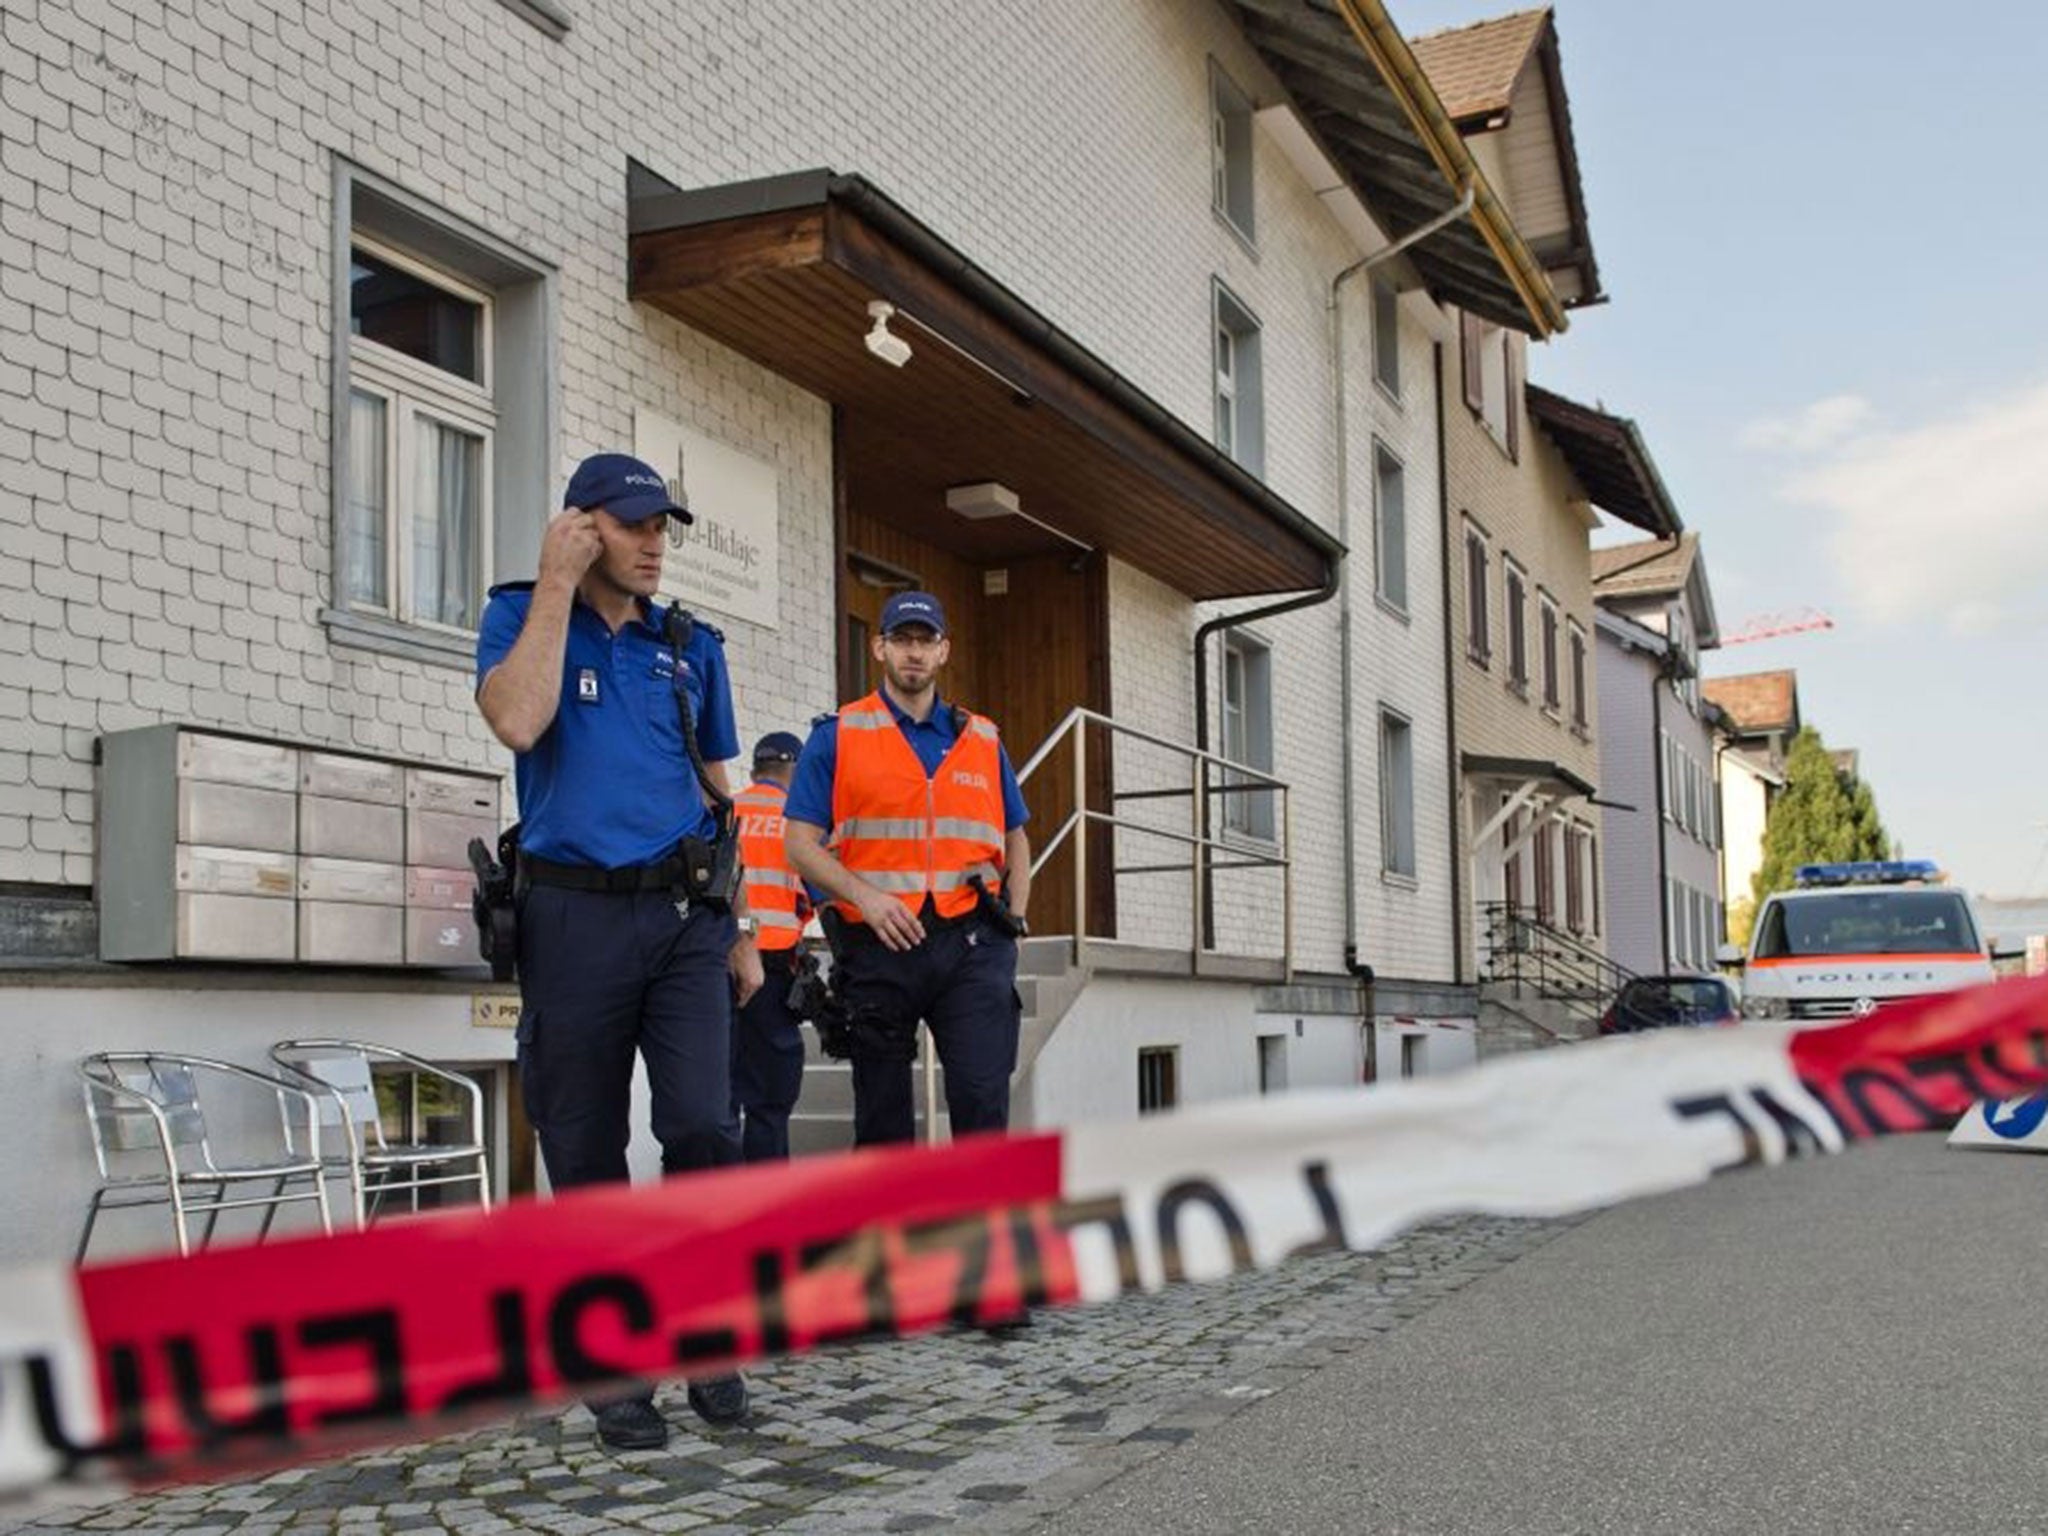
[1752, 727, 1891, 901]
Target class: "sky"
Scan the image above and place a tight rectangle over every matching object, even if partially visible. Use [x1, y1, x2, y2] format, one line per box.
[1391, 0, 2048, 898]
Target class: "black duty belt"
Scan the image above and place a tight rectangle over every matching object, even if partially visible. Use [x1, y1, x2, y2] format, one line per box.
[521, 852, 690, 894]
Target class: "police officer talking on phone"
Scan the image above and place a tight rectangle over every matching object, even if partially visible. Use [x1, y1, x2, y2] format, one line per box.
[475, 452, 761, 1448]
[783, 592, 1032, 1156]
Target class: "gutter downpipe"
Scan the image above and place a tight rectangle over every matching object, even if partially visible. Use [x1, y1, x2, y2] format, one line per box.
[1653, 655, 1671, 969]
[1327, 186, 1475, 986]
[1435, 341, 1465, 985]
[1331, 0, 1567, 339]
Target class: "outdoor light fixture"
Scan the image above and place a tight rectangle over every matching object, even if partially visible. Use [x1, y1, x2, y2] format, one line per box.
[864, 301, 912, 367]
[945, 480, 1095, 569]
[944, 482, 1022, 521]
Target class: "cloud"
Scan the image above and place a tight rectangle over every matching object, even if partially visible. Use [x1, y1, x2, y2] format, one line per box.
[1781, 381, 2048, 633]
[1737, 394, 1874, 453]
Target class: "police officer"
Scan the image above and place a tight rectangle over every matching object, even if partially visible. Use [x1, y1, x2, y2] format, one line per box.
[475, 451, 761, 1448]
[730, 731, 809, 1161]
[784, 592, 1032, 1152]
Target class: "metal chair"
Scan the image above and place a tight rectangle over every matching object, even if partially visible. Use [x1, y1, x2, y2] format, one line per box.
[77, 1052, 334, 1264]
[268, 1040, 492, 1228]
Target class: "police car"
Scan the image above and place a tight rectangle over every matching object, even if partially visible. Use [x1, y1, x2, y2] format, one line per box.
[1729, 859, 1994, 1023]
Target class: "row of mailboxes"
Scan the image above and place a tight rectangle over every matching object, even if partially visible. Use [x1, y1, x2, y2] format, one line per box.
[97, 726, 500, 966]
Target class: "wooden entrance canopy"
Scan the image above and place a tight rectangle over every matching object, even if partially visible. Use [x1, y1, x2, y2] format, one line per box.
[628, 170, 1340, 601]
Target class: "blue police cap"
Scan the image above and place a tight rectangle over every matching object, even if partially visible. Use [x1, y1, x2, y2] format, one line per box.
[563, 452, 694, 525]
[880, 591, 946, 637]
[752, 731, 804, 765]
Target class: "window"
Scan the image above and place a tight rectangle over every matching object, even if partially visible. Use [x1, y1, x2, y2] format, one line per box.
[1379, 708, 1415, 878]
[1257, 1034, 1287, 1094]
[1139, 1047, 1179, 1114]
[1221, 630, 1275, 841]
[375, 1060, 505, 1208]
[1568, 619, 1589, 731]
[334, 171, 553, 666]
[1373, 443, 1406, 611]
[1210, 62, 1255, 242]
[345, 240, 493, 633]
[1503, 559, 1528, 694]
[1534, 821, 1557, 925]
[1371, 276, 1400, 398]
[1459, 311, 1520, 457]
[1464, 523, 1490, 665]
[1538, 593, 1560, 712]
[1661, 734, 1679, 825]
[1213, 282, 1264, 475]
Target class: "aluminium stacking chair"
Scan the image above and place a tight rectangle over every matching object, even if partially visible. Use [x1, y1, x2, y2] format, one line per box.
[77, 1052, 334, 1264]
[268, 1040, 492, 1228]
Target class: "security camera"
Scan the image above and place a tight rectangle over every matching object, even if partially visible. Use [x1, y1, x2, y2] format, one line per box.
[864, 301, 912, 368]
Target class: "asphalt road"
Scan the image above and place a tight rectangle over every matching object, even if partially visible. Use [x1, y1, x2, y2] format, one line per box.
[1040, 1133, 2048, 1535]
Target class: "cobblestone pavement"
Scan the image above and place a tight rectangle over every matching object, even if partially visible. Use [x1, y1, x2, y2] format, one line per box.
[5, 1215, 1574, 1536]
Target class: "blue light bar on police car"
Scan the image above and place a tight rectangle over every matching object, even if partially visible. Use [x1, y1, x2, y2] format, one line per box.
[1794, 859, 1944, 887]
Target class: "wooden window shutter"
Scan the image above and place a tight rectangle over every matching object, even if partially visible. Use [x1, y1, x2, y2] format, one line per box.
[1461, 312, 1483, 413]
[1505, 335, 1522, 462]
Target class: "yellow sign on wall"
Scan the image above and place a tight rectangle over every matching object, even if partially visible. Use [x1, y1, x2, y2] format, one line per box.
[472, 995, 522, 1031]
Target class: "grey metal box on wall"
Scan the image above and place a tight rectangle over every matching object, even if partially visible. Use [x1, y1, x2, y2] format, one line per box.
[98, 727, 302, 962]
[98, 726, 501, 969]
[299, 901, 405, 965]
[300, 753, 406, 861]
[406, 907, 475, 966]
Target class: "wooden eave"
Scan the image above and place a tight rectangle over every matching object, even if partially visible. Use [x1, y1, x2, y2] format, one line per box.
[627, 172, 1338, 601]
[1224, 0, 1546, 335]
[1526, 385, 1683, 537]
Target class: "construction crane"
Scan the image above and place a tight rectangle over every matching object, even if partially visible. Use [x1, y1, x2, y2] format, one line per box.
[1719, 608, 1835, 646]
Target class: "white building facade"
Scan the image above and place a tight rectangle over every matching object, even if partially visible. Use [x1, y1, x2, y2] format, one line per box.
[0, 0, 1594, 1264]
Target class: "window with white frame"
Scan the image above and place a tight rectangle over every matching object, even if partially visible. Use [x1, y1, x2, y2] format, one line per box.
[1464, 522, 1490, 665]
[1139, 1046, 1180, 1114]
[1371, 276, 1400, 398]
[345, 240, 494, 632]
[1538, 592, 1560, 711]
[1459, 311, 1520, 458]
[333, 172, 553, 665]
[1503, 558, 1528, 693]
[1374, 442, 1406, 612]
[1213, 282, 1264, 476]
[1379, 707, 1415, 878]
[1209, 62, 1255, 243]
[1568, 619, 1589, 731]
[1221, 630, 1275, 841]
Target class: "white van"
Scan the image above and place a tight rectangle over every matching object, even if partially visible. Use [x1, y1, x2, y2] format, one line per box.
[1727, 860, 1994, 1023]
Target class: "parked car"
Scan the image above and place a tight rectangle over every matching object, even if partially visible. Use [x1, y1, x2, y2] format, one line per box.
[1598, 975, 1741, 1035]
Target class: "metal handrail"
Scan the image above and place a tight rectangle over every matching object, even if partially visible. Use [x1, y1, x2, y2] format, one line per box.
[1017, 706, 1292, 978]
[1477, 901, 1638, 1026]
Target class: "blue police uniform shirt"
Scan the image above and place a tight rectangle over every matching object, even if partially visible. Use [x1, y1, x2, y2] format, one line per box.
[475, 584, 738, 866]
[784, 692, 1029, 833]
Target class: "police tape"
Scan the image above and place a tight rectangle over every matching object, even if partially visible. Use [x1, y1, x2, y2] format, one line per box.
[7, 974, 2048, 1502]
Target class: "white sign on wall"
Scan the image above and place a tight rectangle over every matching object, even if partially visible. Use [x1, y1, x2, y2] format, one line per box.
[634, 409, 780, 630]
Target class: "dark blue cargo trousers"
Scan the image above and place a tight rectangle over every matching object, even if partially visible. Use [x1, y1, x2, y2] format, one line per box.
[837, 911, 1022, 1147]
[515, 886, 740, 1188]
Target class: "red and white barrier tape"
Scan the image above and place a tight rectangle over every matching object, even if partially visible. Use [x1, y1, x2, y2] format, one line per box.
[6, 974, 2047, 1500]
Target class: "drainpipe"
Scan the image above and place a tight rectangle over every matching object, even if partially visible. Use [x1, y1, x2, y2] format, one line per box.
[1653, 655, 1671, 969]
[1435, 341, 1465, 985]
[1325, 187, 1475, 984]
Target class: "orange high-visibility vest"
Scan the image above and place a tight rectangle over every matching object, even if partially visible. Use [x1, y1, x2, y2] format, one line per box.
[828, 692, 1006, 923]
[735, 779, 804, 951]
